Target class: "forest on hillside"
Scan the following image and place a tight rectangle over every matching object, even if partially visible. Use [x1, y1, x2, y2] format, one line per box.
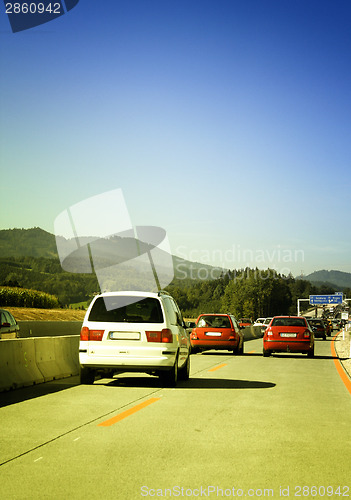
[167, 268, 345, 318]
[0, 255, 344, 318]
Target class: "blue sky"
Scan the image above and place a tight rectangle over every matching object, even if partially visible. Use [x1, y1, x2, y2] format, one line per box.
[1, 0, 350, 276]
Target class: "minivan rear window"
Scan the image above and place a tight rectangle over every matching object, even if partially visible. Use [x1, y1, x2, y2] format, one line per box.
[88, 296, 164, 323]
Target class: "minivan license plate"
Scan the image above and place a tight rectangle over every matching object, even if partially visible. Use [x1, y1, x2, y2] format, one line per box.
[110, 331, 140, 340]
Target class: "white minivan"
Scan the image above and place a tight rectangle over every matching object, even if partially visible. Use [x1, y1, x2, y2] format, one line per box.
[79, 291, 190, 386]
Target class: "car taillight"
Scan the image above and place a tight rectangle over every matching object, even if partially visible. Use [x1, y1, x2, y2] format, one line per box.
[266, 327, 273, 336]
[303, 329, 310, 338]
[229, 329, 237, 339]
[146, 331, 161, 342]
[80, 327, 104, 341]
[162, 328, 173, 343]
[80, 327, 89, 341]
[146, 329, 173, 343]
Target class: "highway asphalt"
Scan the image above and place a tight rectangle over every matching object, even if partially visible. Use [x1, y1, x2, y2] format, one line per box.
[0, 336, 350, 499]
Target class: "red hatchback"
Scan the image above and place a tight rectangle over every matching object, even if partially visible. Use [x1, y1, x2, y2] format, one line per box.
[263, 316, 314, 357]
[190, 313, 244, 354]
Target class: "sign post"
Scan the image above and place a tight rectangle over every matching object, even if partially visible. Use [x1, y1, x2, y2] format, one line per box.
[297, 298, 310, 316]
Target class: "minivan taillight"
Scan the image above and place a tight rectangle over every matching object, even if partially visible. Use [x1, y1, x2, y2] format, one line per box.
[146, 328, 173, 343]
[161, 328, 173, 343]
[80, 327, 104, 341]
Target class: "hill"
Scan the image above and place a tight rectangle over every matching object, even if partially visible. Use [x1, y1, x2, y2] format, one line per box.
[0, 227, 58, 258]
[297, 270, 351, 291]
[0, 228, 225, 305]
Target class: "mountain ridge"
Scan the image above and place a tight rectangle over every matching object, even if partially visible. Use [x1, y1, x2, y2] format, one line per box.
[296, 269, 351, 291]
[0, 227, 226, 283]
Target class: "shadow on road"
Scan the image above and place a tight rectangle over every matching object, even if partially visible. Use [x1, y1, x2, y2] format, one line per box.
[178, 378, 276, 389]
[103, 376, 275, 390]
[0, 376, 80, 408]
[269, 353, 338, 360]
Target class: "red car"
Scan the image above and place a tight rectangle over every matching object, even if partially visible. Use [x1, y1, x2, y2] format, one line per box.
[239, 318, 252, 328]
[263, 316, 314, 357]
[190, 313, 244, 355]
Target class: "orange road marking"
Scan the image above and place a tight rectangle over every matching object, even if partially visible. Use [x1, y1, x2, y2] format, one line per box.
[248, 350, 256, 353]
[98, 397, 161, 427]
[331, 334, 351, 396]
[209, 363, 227, 372]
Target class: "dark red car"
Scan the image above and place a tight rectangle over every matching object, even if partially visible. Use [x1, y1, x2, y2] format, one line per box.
[190, 313, 244, 355]
[263, 316, 314, 357]
[307, 318, 327, 340]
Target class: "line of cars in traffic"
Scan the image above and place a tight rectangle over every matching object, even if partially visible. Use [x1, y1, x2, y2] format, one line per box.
[78, 288, 349, 387]
[1, 292, 347, 388]
[187, 314, 344, 358]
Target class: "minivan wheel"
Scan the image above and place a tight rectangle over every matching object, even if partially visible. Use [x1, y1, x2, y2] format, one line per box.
[160, 359, 178, 387]
[178, 354, 190, 381]
[105, 370, 115, 379]
[80, 367, 95, 384]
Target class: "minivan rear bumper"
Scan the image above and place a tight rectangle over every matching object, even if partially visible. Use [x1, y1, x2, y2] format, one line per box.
[79, 349, 177, 371]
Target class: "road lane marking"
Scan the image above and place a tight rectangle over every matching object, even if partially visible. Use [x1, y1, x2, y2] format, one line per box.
[208, 363, 227, 372]
[248, 350, 256, 353]
[98, 397, 161, 427]
[331, 334, 351, 395]
[34, 457, 43, 463]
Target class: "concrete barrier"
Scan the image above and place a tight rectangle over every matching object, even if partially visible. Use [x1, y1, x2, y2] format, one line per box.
[13, 339, 44, 388]
[0, 340, 18, 391]
[0, 336, 79, 392]
[18, 321, 82, 338]
[53, 336, 79, 378]
[34, 337, 63, 382]
[243, 325, 265, 341]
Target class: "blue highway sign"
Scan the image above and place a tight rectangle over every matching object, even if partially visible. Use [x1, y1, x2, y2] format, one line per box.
[309, 294, 343, 305]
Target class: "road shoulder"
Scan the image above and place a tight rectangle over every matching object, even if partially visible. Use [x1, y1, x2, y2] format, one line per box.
[334, 329, 351, 380]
